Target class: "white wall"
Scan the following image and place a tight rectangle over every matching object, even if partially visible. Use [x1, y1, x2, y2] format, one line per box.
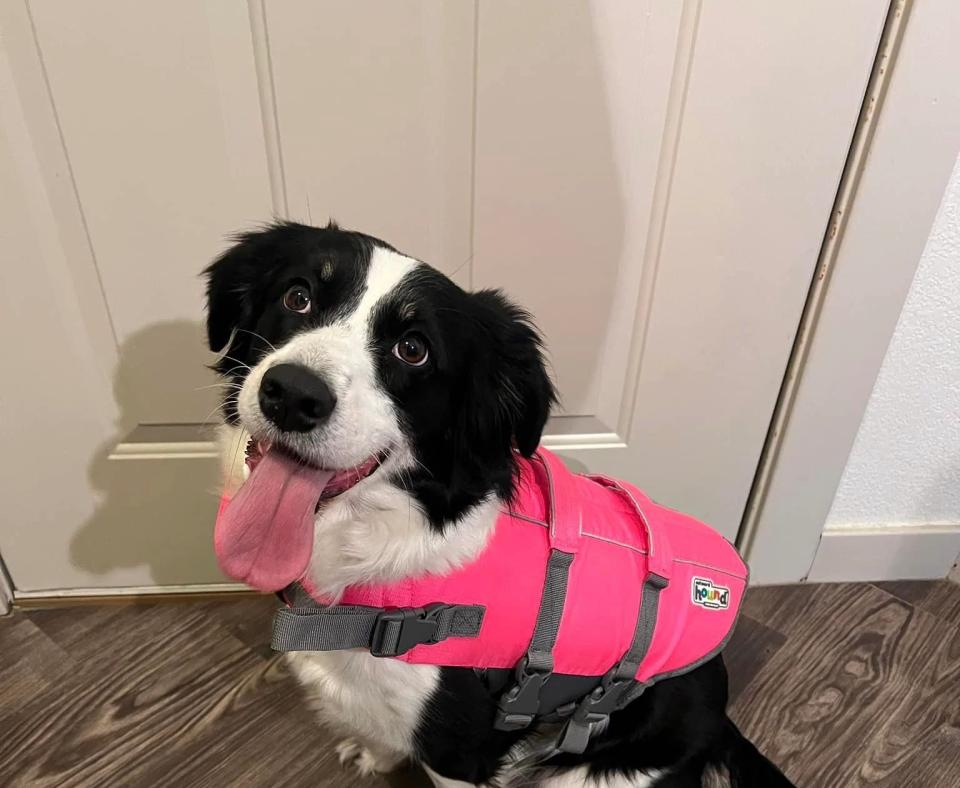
[827, 154, 960, 530]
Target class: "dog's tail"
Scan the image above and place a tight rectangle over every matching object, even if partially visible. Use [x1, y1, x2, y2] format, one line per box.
[720, 717, 796, 788]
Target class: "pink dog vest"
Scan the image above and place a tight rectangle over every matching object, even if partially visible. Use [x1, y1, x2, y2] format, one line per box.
[260, 448, 748, 753]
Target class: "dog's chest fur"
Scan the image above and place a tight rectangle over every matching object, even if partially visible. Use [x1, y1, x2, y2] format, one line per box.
[281, 495, 493, 763]
[286, 649, 439, 757]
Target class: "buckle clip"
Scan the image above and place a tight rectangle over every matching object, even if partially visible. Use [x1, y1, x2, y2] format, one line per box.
[558, 677, 633, 754]
[493, 658, 550, 731]
[369, 604, 448, 657]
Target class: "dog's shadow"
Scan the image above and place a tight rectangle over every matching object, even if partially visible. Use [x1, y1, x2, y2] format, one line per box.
[70, 319, 228, 586]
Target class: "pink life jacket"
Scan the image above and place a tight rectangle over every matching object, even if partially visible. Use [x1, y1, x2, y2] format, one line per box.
[229, 448, 748, 753]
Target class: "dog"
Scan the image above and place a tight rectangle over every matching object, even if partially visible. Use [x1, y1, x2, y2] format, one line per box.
[204, 221, 794, 787]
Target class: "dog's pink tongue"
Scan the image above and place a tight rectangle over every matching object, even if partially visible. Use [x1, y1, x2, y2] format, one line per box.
[215, 450, 332, 592]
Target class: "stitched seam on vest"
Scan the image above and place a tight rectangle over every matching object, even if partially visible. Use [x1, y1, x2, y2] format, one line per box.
[673, 558, 747, 581]
[504, 511, 652, 555]
[580, 531, 648, 555]
[538, 452, 585, 546]
[535, 452, 558, 539]
[504, 510, 549, 528]
[504, 512, 653, 556]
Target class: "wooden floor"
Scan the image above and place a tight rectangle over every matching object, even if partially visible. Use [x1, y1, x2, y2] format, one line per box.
[2, 580, 959, 787]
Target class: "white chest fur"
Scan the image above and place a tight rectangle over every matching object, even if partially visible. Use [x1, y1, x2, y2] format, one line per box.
[283, 480, 499, 766]
[285, 649, 439, 762]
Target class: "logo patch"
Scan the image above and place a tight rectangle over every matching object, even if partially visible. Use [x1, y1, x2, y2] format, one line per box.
[692, 577, 730, 610]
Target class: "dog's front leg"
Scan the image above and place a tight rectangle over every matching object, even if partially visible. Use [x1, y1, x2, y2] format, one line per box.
[285, 651, 439, 775]
[335, 736, 405, 776]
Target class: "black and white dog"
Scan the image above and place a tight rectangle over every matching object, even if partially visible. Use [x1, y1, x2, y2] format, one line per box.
[205, 221, 793, 787]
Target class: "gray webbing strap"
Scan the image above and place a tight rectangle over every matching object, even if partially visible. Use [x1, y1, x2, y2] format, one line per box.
[526, 549, 575, 672]
[282, 584, 317, 607]
[272, 603, 485, 656]
[612, 572, 668, 682]
[558, 572, 669, 754]
[494, 548, 575, 731]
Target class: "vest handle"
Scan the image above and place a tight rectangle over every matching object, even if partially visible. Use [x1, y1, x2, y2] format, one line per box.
[581, 473, 673, 583]
[535, 448, 583, 554]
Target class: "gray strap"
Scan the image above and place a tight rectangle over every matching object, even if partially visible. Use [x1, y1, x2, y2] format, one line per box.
[525, 549, 575, 672]
[494, 549, 575, 731]
[282, 584, 317, 607]
[272, 603, 484, 655]
[612, 572, 668, 683]
[617, 680, 651, 710]
[558, 572, 668, 753]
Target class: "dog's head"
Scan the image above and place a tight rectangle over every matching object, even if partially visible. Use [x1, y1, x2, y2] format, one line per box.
[205, 221, 555, 531]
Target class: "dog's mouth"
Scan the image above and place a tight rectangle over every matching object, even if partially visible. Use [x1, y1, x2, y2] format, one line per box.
[214, 438, 390, 592]
[244, 439, 390, 504]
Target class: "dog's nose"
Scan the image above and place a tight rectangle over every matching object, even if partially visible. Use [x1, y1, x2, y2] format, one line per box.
[258, 363, 337, 433]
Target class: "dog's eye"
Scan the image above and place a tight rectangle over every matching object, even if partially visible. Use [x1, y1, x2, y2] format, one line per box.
[392, 333, 429, 366]
[282, 285, 311, 314]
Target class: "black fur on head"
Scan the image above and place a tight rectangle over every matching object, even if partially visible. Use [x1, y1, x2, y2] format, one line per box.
[203, 221, 556, 526]
[203, 221, 387, 422]
[369, 268, 557, 522]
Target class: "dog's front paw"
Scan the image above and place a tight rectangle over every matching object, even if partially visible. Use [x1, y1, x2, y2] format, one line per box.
[335, 737, 402, 776]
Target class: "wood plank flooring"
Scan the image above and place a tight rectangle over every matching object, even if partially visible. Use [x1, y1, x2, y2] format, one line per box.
[2, 581, 958, 787]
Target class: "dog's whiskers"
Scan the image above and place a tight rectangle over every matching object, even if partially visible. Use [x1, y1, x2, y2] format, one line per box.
[194, 381, 244, 392]
[219, 355, 253, 372]
[410, 456, 434, 479]
[235, 327, 277, 352]
[199, 390, 241, 427]
[219, 364, 253, 378]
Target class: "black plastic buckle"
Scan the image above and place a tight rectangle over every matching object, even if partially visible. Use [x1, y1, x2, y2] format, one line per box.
[493, 658, 550, 731]
[558, 677, 633, 754]
[369, 604, 448, 657]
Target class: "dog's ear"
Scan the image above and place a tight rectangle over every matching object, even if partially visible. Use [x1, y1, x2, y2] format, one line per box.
[466, 290, 556, 459]
[203, 235, 262, 353]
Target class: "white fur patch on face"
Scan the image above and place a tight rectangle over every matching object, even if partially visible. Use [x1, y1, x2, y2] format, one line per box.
[235, 246, 420, 471]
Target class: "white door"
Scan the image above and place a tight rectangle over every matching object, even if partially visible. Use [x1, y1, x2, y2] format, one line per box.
[0, 0, 888, 595]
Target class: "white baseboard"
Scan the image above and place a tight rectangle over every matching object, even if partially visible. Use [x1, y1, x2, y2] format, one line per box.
[949, 560, 960, 584]
[806, 524, 960, 583]
[12, 581, 250, 604]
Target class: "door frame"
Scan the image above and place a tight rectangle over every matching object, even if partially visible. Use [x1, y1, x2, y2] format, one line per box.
[0, 553, 13, 615]
[740, 0, 960, 584]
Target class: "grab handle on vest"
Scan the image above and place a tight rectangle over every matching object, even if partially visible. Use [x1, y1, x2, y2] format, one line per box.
[536, 448, 582, 554]
[585, 474, 673, 583]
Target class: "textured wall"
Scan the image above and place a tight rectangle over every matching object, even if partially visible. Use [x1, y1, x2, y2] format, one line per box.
[827, 155, 960, 528]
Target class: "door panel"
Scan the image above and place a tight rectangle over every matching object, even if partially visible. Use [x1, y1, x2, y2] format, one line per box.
[473, 1, 683, 420]
[1, 0, 265, 590]
[0, 0, 888, 592]
[616, 0, 888, 531]
[475, 0, 887, 535]
[28, 0, 272, 423]
[266, 0, 476, 284]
